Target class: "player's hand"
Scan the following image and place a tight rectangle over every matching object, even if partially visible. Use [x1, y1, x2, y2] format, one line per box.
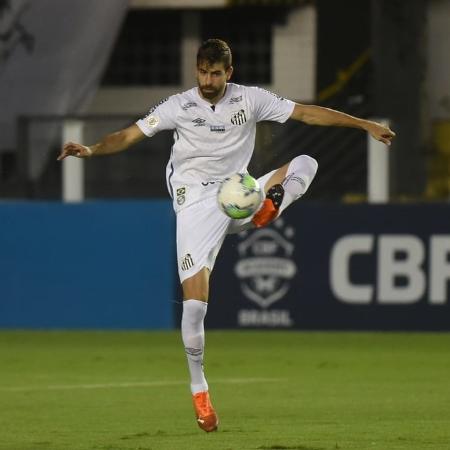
[57, 142, 93, 161]
[366, 122, 396, 146]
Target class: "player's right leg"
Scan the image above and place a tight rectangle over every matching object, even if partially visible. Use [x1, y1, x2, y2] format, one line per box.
[252, 154, 318, 227]
[227, 154, 318, 235]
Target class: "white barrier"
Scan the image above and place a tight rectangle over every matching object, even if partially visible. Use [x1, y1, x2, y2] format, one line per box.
[368, 119, 390, 203]
[62, 120, 84, 203]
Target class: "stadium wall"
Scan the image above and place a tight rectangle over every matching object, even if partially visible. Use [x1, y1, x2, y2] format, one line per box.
[204, 203, 450, 331]
[0, 201, 175, 329]
[2, 202, 449, 331]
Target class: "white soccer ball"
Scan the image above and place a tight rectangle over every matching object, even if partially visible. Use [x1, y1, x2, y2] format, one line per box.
[217, 173, 263, 219]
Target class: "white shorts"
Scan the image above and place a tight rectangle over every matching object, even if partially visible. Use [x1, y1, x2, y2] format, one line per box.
[176, 170, 276, 283]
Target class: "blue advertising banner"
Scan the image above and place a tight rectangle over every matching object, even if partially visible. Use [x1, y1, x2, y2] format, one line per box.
[207, 203, 450, 330]
[0, 201, 175, 329]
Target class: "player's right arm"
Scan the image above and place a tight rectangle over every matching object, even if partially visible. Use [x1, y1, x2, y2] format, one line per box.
[57, 124, 146, 161]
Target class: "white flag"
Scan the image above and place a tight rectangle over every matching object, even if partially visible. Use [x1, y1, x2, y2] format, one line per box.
[0, 0, 128, 179]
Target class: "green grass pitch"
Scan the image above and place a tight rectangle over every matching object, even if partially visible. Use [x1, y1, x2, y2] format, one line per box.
[1, 331, 450, 450]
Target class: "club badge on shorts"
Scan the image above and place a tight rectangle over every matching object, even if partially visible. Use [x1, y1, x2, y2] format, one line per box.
[181, 253, 194, 271]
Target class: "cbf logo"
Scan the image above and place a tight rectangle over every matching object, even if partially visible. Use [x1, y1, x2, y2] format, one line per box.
[235, 218, 296, 327]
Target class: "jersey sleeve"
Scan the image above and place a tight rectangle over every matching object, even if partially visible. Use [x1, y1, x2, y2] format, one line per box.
[248, 87, 295, 123]
[136, 95, 178, 137]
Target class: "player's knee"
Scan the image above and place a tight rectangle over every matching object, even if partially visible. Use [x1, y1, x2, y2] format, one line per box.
[292, 154, 318, 178]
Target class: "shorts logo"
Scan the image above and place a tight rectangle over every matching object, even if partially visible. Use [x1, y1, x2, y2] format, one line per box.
[231, 109, 247, 125]
[192, 118, 206, 127]
[181, 253, 194, 271]
[146, 115, 159, 128]
[176, 187, 186, 205]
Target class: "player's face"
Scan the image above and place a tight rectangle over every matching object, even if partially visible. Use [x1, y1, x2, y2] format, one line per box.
[196, 61, 233, 102]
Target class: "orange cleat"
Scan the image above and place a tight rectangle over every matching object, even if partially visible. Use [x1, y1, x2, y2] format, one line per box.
[252, 184, 285, 228]
[192, 391, 219, 432]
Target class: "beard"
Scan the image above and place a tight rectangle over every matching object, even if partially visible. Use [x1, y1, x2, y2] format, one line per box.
[199, 85, 222, 100]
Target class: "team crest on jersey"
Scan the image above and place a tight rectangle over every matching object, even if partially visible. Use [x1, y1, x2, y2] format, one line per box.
[231, 109, 247, 125]
[146, 115, 159, 128]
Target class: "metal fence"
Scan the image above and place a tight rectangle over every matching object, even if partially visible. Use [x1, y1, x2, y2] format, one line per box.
[3, 104, 387, 202]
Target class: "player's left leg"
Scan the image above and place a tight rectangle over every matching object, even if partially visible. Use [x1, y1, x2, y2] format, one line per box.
[181, 269, 209, 399]
[176, 199, 229, 432]
[181, 268, 218, 432]
[252, 154, 318, 227]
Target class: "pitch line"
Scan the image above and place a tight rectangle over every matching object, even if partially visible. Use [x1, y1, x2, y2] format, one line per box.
[0, 377, 285, 393]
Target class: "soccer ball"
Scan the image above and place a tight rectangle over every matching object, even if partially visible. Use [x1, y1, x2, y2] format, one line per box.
[217, 173, 263, 219]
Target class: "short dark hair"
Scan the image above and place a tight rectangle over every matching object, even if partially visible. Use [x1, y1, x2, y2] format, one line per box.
[197, 39, 232, 69]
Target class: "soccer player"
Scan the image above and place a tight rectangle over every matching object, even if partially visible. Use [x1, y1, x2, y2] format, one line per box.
[58, 39, 395, 432]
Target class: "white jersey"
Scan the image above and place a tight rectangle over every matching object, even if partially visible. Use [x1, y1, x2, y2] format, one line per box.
[136, 83, 295, 212]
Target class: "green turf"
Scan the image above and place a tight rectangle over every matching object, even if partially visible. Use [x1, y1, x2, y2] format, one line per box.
[1, 331, 450, 450]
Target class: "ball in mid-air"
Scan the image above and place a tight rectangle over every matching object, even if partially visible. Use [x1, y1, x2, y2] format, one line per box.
[217, 173, 263, 219]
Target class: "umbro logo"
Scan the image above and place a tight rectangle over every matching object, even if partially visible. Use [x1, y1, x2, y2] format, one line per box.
[181, 253, 194, 271]
[192, 118, 206, 126]
[231, 109, 247, 125]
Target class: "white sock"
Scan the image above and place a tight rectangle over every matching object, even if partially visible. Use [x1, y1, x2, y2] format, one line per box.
[280, 154, 318, 214]
[181, 299, 209, 394]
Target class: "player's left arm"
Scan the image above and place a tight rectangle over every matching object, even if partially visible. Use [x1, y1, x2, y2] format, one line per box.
[290, 103, 396, 146]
